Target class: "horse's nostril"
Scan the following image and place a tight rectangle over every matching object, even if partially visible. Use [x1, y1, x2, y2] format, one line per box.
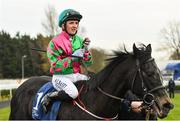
[163, 103, 174, 109]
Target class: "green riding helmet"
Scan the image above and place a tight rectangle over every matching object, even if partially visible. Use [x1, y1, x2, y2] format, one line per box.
[58, 9, 82, 27]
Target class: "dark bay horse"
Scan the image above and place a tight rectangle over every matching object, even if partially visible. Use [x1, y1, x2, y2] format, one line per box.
[9, 44, 173, 120]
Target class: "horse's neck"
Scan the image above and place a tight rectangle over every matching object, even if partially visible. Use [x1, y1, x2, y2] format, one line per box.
[81, 77, 126, 117]
[79, 60, 133, 116]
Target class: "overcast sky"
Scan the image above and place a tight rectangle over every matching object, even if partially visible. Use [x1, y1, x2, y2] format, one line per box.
[0, 0, 180, 61]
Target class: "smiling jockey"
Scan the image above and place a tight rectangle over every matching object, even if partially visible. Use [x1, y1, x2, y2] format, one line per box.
[41, 9, 93, 113]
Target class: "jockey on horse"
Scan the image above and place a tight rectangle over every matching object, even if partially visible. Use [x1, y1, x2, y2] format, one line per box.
[41, 8, 143, 114]
[41, 9, 93, 112]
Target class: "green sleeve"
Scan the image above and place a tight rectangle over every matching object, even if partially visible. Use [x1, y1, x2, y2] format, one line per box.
[47, 41, 73, 74]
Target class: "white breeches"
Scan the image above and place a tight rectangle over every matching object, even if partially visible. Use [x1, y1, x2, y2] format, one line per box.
[52, 73, 88, 99]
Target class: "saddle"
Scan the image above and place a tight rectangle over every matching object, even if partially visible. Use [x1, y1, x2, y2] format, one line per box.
[32, 82, 61, 120]
[32, 72, 95, 120]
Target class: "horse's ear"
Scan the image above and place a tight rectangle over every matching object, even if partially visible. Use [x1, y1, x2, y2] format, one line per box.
[146, 44, 152, 53]
[133, 43, 139, 56]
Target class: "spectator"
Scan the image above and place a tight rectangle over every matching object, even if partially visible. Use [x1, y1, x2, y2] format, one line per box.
[168, 79, 175, 98]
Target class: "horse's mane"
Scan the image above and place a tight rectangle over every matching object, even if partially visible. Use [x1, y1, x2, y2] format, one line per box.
[88, 47, 134, 90]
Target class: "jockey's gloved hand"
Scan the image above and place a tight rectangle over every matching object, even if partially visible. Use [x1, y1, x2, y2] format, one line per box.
[83, 37, 91, 49]
[72, 49, 85, 59]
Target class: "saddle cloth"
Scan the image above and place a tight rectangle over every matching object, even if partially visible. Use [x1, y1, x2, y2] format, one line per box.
[32, 82, 61, 120]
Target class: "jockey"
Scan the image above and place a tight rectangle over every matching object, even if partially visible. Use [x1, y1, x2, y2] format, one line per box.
[41, 9, 93, 112]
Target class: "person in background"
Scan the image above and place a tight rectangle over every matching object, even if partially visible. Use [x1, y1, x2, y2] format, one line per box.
[168, 79, 175, 98]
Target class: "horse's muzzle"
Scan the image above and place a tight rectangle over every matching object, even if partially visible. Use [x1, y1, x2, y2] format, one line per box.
[163, 103, 174, 110]
[157, 102, 174, 119]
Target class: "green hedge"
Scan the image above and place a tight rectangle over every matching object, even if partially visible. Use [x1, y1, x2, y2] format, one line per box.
[0, 89, 16, 96]
[0, 89, 16, 100]
[175, 85, 180, 90]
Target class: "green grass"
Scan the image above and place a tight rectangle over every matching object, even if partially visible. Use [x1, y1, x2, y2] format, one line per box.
[0, 94, 180, 120]
[0, 106, 10, 120]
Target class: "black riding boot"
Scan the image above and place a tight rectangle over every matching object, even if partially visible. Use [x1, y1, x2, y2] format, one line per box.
[41, 91, 73, 113]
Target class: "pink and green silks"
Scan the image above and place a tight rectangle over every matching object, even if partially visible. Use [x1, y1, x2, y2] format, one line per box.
[47, 31, 92, 75]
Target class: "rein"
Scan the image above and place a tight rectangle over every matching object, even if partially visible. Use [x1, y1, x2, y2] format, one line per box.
[74, 85, 119, 120]
[97, 87, 124, 101]
[74, 100, 119, 120]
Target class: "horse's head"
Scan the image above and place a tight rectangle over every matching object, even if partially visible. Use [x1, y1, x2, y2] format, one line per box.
[131, 43, 174, 118]
[88, 43, 173, 119]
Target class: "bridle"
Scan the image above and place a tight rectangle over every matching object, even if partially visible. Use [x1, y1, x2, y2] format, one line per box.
[131, 58, 165, 95]
[80, 56, 165, 120]
[96, 57, 165, 120]
[132, 57, 165, 120]
[97, 57, 165, 102]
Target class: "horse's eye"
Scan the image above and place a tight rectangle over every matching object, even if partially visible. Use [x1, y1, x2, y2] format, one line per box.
[147, 72, 154, 77]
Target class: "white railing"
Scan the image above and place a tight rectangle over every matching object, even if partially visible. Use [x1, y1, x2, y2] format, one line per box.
[0, 79, 27, 90]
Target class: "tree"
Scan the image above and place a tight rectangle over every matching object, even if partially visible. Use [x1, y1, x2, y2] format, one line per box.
[161, 21, 180, 59]
[41, 5, 59, 37]
[35, 34, 51, 74]
[86, 48, 107, 73]
[0, 30, 51, 78]
[0, 31, 12, 78]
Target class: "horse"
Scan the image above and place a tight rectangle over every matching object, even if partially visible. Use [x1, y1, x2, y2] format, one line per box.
[9, 44, 174, 120]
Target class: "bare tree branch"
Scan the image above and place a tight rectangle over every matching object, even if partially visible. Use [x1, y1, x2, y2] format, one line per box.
[160, 21, 180, 59]
[41, 5, 59, 37]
